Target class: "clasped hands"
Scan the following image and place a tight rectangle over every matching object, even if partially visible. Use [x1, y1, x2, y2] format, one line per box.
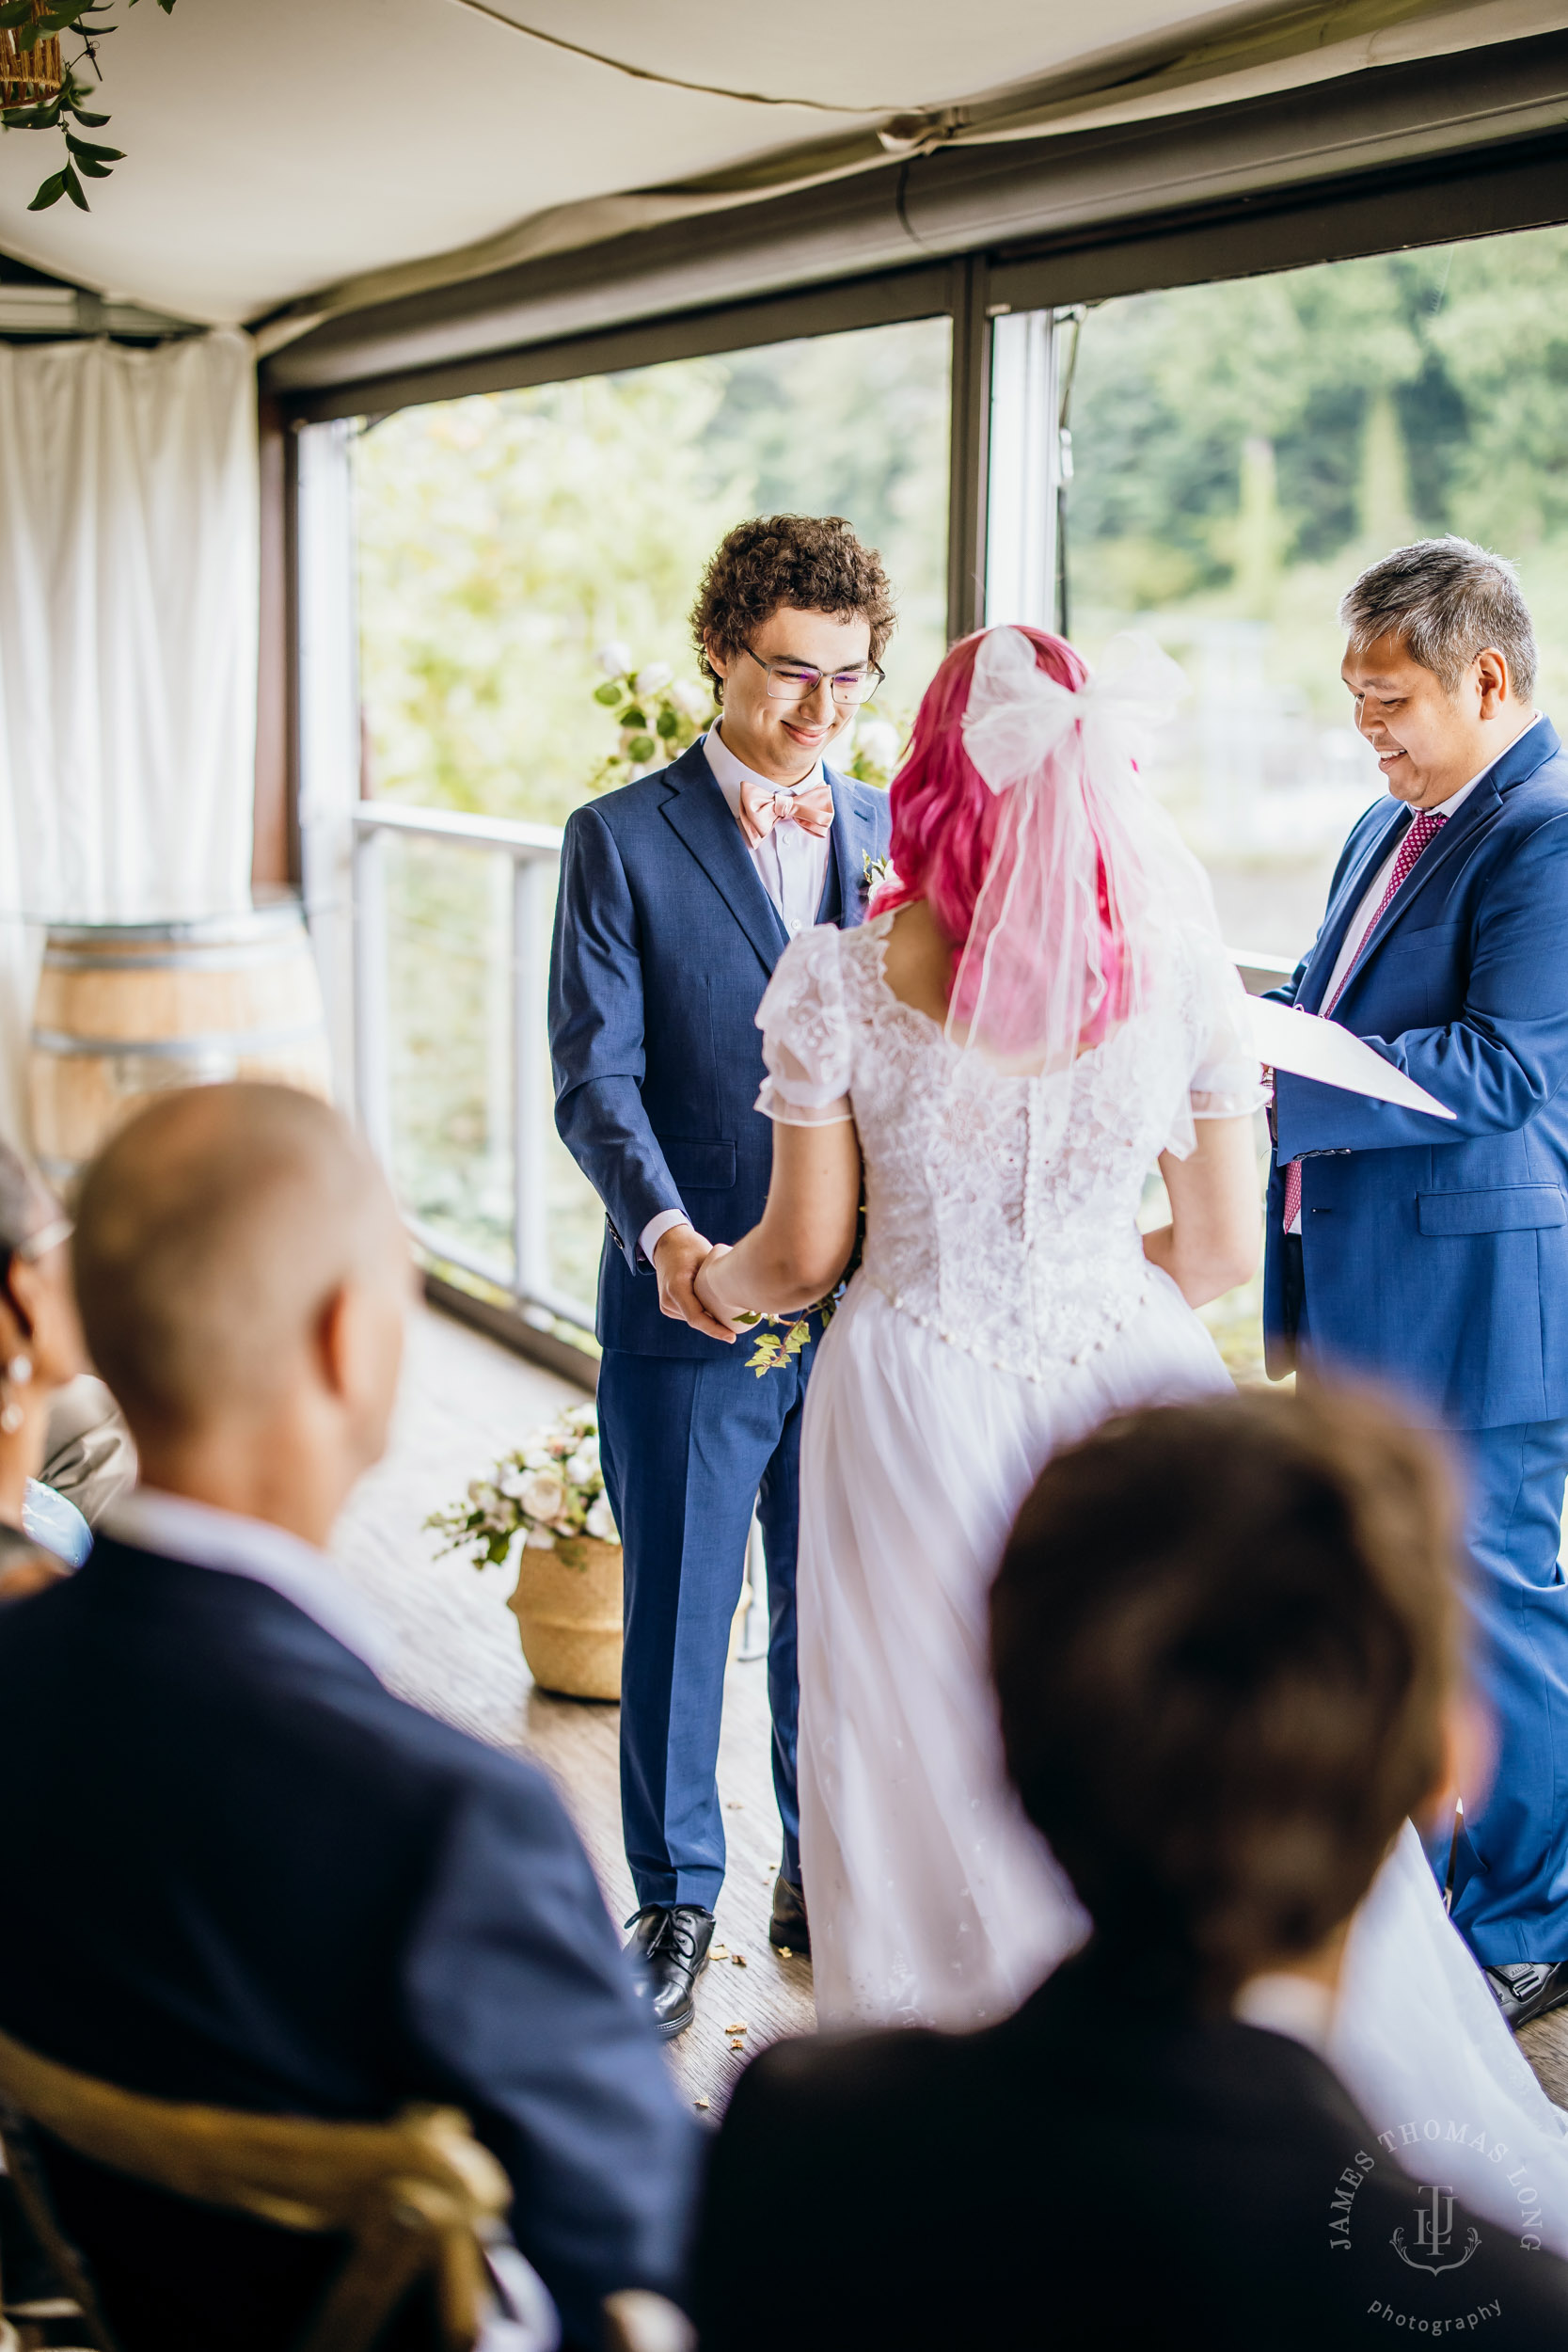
[653, 1223, 739, 1343]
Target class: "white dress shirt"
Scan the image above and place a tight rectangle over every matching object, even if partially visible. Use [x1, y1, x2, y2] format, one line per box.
[1286, 717, 1541, 1236]
[639, 723, 837, 1268]
[103, 1486, 392, 1676]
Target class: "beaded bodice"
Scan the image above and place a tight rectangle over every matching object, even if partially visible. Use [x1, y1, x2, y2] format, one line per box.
[756, 915, 1262, 1384]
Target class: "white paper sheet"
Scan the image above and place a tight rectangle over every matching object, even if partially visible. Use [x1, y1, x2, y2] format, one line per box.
[1247, 993, 1456, 1120]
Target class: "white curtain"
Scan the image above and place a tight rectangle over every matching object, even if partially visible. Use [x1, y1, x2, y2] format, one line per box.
[0, 327, 258, 1141]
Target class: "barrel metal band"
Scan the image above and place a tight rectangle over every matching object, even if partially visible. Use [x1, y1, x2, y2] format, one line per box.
[30, 1023, 326, 1060]
[42, 943, 304, 975]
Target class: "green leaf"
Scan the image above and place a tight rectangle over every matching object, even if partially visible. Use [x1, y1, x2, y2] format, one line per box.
[62, 160, 88, 208]
[619, 706, 645, 729]
[65, 105, 110, 123]
[592, 680, 622, 706]
[626, 734, 657, 764]
[656, 706, 679, 738]
[0, 1, 40, 25]
[27, 167, 67, 209]
[72, 151, 110, 173]
[65, 134, 122, 158]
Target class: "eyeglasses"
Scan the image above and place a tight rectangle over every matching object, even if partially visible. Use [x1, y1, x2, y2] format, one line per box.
[741, 645, 885, 707]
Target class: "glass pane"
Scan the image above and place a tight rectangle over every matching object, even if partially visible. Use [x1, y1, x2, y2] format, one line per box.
[383, 835, 515, 1285]
[1060, 220, 1568, 1377]
[353, 314, 952, 1332]
[1062, 222, 1568, 961]
[354, 315, 952, 821]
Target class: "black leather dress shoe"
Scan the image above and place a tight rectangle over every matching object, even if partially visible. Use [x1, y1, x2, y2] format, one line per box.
[624, 1903, 715, 2040]
[1484, 1960, 1568, 2030]
[769, 1873, 811, 1958]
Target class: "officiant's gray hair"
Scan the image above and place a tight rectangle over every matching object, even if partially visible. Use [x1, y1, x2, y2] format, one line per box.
[1339, 534, 1536, 700]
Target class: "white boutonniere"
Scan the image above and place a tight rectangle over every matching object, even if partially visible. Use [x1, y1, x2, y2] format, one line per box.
[861, 852, 895, 901]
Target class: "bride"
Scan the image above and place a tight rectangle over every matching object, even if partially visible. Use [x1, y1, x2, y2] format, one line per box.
[694, 621, 1568, 2246]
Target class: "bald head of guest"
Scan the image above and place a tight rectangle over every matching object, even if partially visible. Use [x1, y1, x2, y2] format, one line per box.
[72, 1084, 410, 1545]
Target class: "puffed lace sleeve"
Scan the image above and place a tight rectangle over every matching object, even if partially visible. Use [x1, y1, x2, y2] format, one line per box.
[1164, 925, 1269, 1158]
[755, 926, 854, 1126]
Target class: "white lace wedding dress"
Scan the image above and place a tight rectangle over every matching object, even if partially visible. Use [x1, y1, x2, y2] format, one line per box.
[759, 910, 1568, 2251]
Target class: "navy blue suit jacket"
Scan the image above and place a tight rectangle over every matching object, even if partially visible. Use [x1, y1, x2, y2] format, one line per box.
[1264, 718, 1568, 1427]
[0, 1540, 700, 2346]
[549, 739, 891, 1358]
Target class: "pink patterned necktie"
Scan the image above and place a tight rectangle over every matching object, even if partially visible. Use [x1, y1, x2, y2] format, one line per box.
[1281, 806, 1448, 1232]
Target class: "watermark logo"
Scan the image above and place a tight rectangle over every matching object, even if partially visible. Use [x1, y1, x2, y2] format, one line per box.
[1392, 2185, 1481, 2277]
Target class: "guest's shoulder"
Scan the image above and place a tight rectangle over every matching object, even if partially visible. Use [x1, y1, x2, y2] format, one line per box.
[722, 2014, 997, 2149]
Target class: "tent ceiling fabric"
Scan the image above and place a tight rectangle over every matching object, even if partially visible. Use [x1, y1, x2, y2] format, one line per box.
[0, 0, 1562, 329]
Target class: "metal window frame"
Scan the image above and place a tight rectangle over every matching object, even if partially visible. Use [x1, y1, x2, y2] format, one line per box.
[285, 106, 1568, 1368]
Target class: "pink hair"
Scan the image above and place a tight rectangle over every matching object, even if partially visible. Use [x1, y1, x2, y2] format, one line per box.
[875, 627, 1132, 1047]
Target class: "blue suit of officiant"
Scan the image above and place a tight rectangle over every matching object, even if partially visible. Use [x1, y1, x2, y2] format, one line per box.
[549, 738, 890, 1909]
[1263, 716, 1568, 1962]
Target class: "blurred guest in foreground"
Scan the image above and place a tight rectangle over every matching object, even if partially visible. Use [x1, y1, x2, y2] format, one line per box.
[0, 1084, 699, 2351]
[0, 1144, 89, 1598]
[695, 1390, 1568, 2349]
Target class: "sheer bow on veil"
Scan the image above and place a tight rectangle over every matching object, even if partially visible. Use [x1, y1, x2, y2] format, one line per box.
[950, 626, 1223, 1138]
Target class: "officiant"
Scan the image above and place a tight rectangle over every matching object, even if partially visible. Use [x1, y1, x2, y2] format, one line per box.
[1265, 536, 1568, 2027]
[548, 516, 894, 2038]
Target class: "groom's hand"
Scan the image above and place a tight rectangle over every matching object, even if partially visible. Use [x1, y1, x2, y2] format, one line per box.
[653, 1224, 736, 1343]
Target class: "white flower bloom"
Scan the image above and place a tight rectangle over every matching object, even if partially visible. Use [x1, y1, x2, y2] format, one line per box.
[497, 1466, 530, 1501]
[524, 1523, 557, 1549]
[518, 1468, 567, 1526]
[672, 678, 710, 721]
[633, 660, 673, 693]
[586, 1492, 619, 1543]
[563, 1401, 597, 1432]
[596, 641, 632, 676]
[855, 718, 899, 771]
[564, 1438, 600, 1486]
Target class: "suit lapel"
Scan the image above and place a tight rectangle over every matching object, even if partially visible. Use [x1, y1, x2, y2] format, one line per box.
[1300, 800, 1407, 1011]
[824, 769, 879, 930]
[658, 744, 788, 978]
[1328, 719, 1560, 1006]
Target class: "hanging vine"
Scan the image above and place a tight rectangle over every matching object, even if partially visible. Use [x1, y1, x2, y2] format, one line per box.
[0, 0, 173, 214]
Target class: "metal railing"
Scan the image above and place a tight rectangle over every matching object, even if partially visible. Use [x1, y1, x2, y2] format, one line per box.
[351, 792, 1298, 1346]
[351, 800, 594, 1337]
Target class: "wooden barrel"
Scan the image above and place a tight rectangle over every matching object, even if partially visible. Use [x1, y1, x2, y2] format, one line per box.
[28, 898, 332, 1193]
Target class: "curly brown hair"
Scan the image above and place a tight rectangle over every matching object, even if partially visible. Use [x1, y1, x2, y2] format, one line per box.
[689, 514, 896, 701]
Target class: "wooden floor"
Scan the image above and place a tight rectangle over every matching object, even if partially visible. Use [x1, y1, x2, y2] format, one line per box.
[335, 1295, 1568, 2117]
[333, 1297, 812, 2117]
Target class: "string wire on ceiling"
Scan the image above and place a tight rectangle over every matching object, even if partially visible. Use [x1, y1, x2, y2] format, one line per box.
[450, 0, 911, 116]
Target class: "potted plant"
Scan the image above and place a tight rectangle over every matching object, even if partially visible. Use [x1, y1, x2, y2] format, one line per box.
[427, 1400, 623, 1701]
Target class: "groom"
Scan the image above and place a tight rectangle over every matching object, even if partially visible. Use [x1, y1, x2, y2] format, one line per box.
[549, 515, 893, 2037]
[1265, 536, 1568, 2026]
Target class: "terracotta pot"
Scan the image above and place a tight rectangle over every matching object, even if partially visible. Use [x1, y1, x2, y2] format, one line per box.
[508, 1536, 623, 1701]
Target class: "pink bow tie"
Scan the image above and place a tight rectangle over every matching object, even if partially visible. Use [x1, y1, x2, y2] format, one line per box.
[736, 777, 835, 850]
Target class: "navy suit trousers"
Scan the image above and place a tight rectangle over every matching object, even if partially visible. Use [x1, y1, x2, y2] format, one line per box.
[1301, 1279, 1568, 1960]
[1446, 1421, 1568, 1963]
[598, 1337, 813, 1911]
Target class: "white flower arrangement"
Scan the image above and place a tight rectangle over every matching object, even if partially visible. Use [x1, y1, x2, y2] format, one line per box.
[588, 647, 715, 791]
[426, 1399, 619, 1569]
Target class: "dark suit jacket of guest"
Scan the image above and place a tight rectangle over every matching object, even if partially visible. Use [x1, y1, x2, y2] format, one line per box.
[549, 739, 890, 1359]
[0, 1538, 701, 2349]
[695, 1953, 1568, 2350]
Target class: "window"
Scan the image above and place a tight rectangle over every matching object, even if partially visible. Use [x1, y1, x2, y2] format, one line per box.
[347, 315, 952, 1330]
[1058, 220, 1568, 960]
